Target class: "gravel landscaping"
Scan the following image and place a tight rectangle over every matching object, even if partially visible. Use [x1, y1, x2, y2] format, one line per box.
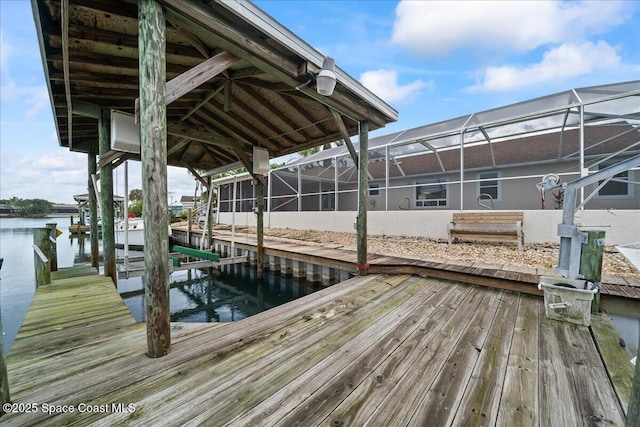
[204, 224, 639, 278]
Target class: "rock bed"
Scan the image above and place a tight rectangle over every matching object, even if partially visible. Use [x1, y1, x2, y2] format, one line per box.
[209, 225, 639, 279]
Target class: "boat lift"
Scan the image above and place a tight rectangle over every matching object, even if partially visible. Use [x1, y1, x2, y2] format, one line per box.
[117, 246, 248, 279]
[555, 154, 640, 279]
[116, 169, 249, 279]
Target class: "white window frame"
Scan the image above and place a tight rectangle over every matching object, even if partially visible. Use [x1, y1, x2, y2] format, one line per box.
[595, 162, 633, 199]
[368, 182, 381, 197]
[478, 171, 501, 202]
[414, 179, 449, 208]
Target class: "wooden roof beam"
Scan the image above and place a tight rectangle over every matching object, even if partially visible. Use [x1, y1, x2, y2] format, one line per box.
[229, 139, 267, 186]
[186, 165, 209, 189]
[165, 3, 382, 130]
[167, 138, 190, 156]
[164, 2, 394, 125]
[258, 86, 330, 136]
[165, 51, 239, 105]
[72, 101, 101, 119]
[62, 0, 72, 148]
[163, 3, 300, 78]
[47, 33, 207, 68]
[135, 51, 239, 120]
[98, 149, 124, 169]
[167, 123, 238, 148]
[235, 84, 311, 143]
[198, 141, 238, 166]
[179, 84, 224, 121]
[193, 104, 281, 152]
[332, 110, 359, 167]
[168, 23, 210, 59]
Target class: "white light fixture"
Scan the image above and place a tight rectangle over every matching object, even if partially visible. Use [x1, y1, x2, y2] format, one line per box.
[316, 57, 337, 96]
[110, 110, 140, 154]
[253, 146, 270, 175]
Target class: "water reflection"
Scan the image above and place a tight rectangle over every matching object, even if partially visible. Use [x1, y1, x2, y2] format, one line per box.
[119, 264, 323, 323]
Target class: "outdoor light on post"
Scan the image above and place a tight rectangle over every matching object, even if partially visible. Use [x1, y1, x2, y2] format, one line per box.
[316, 57, 337, 96]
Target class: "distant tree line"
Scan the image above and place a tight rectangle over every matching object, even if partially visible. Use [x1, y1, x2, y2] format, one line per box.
[0, 197, 53, 216]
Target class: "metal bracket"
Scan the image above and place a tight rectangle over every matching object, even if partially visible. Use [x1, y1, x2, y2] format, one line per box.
[555, 225, 588, 278]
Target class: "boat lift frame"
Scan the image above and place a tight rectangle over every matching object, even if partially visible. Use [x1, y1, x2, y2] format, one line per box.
[117, 247, 248, 279]
[555, 154, 640, 279]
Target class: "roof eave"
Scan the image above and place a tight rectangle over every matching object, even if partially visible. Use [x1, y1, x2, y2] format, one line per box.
[214, 0, 398, 122]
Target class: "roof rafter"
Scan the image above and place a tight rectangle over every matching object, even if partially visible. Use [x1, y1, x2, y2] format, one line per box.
[167, 123, 239, 148]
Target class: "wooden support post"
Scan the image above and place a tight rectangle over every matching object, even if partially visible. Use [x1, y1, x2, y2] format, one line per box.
[0, 260, 9, 414]
[139, 0, 170, 358]
[88, 149, 100, 269]
[357, 120, 369, 276]
[579, 230, 605, 313]
[256, 179, 264, 279]
[33, 228, 51, 287]
[99, 108, 116, 284]
[45, 223, 58, 272]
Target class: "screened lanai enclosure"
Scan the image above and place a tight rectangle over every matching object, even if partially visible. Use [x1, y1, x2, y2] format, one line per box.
[216, 81, 640, 216]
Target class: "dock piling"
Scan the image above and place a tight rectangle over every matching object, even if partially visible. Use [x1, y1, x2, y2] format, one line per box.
[46, 223, 58, 271]
[139, 0, 170, 358]
[33, 228, 51, 287]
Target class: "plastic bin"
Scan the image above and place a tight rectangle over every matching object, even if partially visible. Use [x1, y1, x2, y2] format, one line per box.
[538, 275, 598, 327]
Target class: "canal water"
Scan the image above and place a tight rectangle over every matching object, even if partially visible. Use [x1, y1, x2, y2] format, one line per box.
[0, 217, 324, 354]
[2, 217, 637, 356]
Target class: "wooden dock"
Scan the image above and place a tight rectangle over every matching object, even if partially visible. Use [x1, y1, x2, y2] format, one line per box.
[4, 266, 634, 426]
[170, 227, 640, 316]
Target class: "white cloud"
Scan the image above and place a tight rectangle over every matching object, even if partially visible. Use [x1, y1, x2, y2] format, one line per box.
[391, 0, 627, 56]
[0, 30, 17, 100]
[26, 85, 51, 119]
[470, 41, 622, 92]
[168, 166, 198, 201]
[0, 30, 9, 74]
[360, 69, 431, 104]
[1, 148, 88, 203]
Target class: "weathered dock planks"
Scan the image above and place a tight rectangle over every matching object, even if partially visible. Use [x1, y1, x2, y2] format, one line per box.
[3, 267, 632, 426]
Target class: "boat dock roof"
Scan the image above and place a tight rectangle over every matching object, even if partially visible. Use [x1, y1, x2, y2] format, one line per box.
[4, 266, 634, 426]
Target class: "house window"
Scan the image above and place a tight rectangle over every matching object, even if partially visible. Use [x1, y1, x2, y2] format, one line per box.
[415, 179, 448, 208]
[321, 193, 335, 211]
[478, 171, 500, 200]
[597, 162, 631, 197]
[369, 183, 380, 197]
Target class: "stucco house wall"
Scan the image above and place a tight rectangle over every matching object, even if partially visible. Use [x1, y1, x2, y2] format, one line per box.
[217, 209, 640, 246]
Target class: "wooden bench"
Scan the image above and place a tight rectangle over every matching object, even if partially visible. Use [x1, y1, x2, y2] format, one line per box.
[447, 211, 524, 251]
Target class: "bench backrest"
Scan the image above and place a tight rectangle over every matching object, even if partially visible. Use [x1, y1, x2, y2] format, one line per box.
[452, 211, 523, 225]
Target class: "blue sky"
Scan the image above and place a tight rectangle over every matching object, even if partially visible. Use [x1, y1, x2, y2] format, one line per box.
[1, 1, 639, 204]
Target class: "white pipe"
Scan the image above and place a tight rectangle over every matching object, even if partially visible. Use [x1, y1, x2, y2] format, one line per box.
[200, 182, 214, 250]
[385, 146, 390, 211]
[231, 175, 237, 254]
[579, 105, 585, 208]
[91, 174, 102, 219]
[459, 131, 464, 210]
[267, 170, 272, 227]
[124, 161, 129, 270]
